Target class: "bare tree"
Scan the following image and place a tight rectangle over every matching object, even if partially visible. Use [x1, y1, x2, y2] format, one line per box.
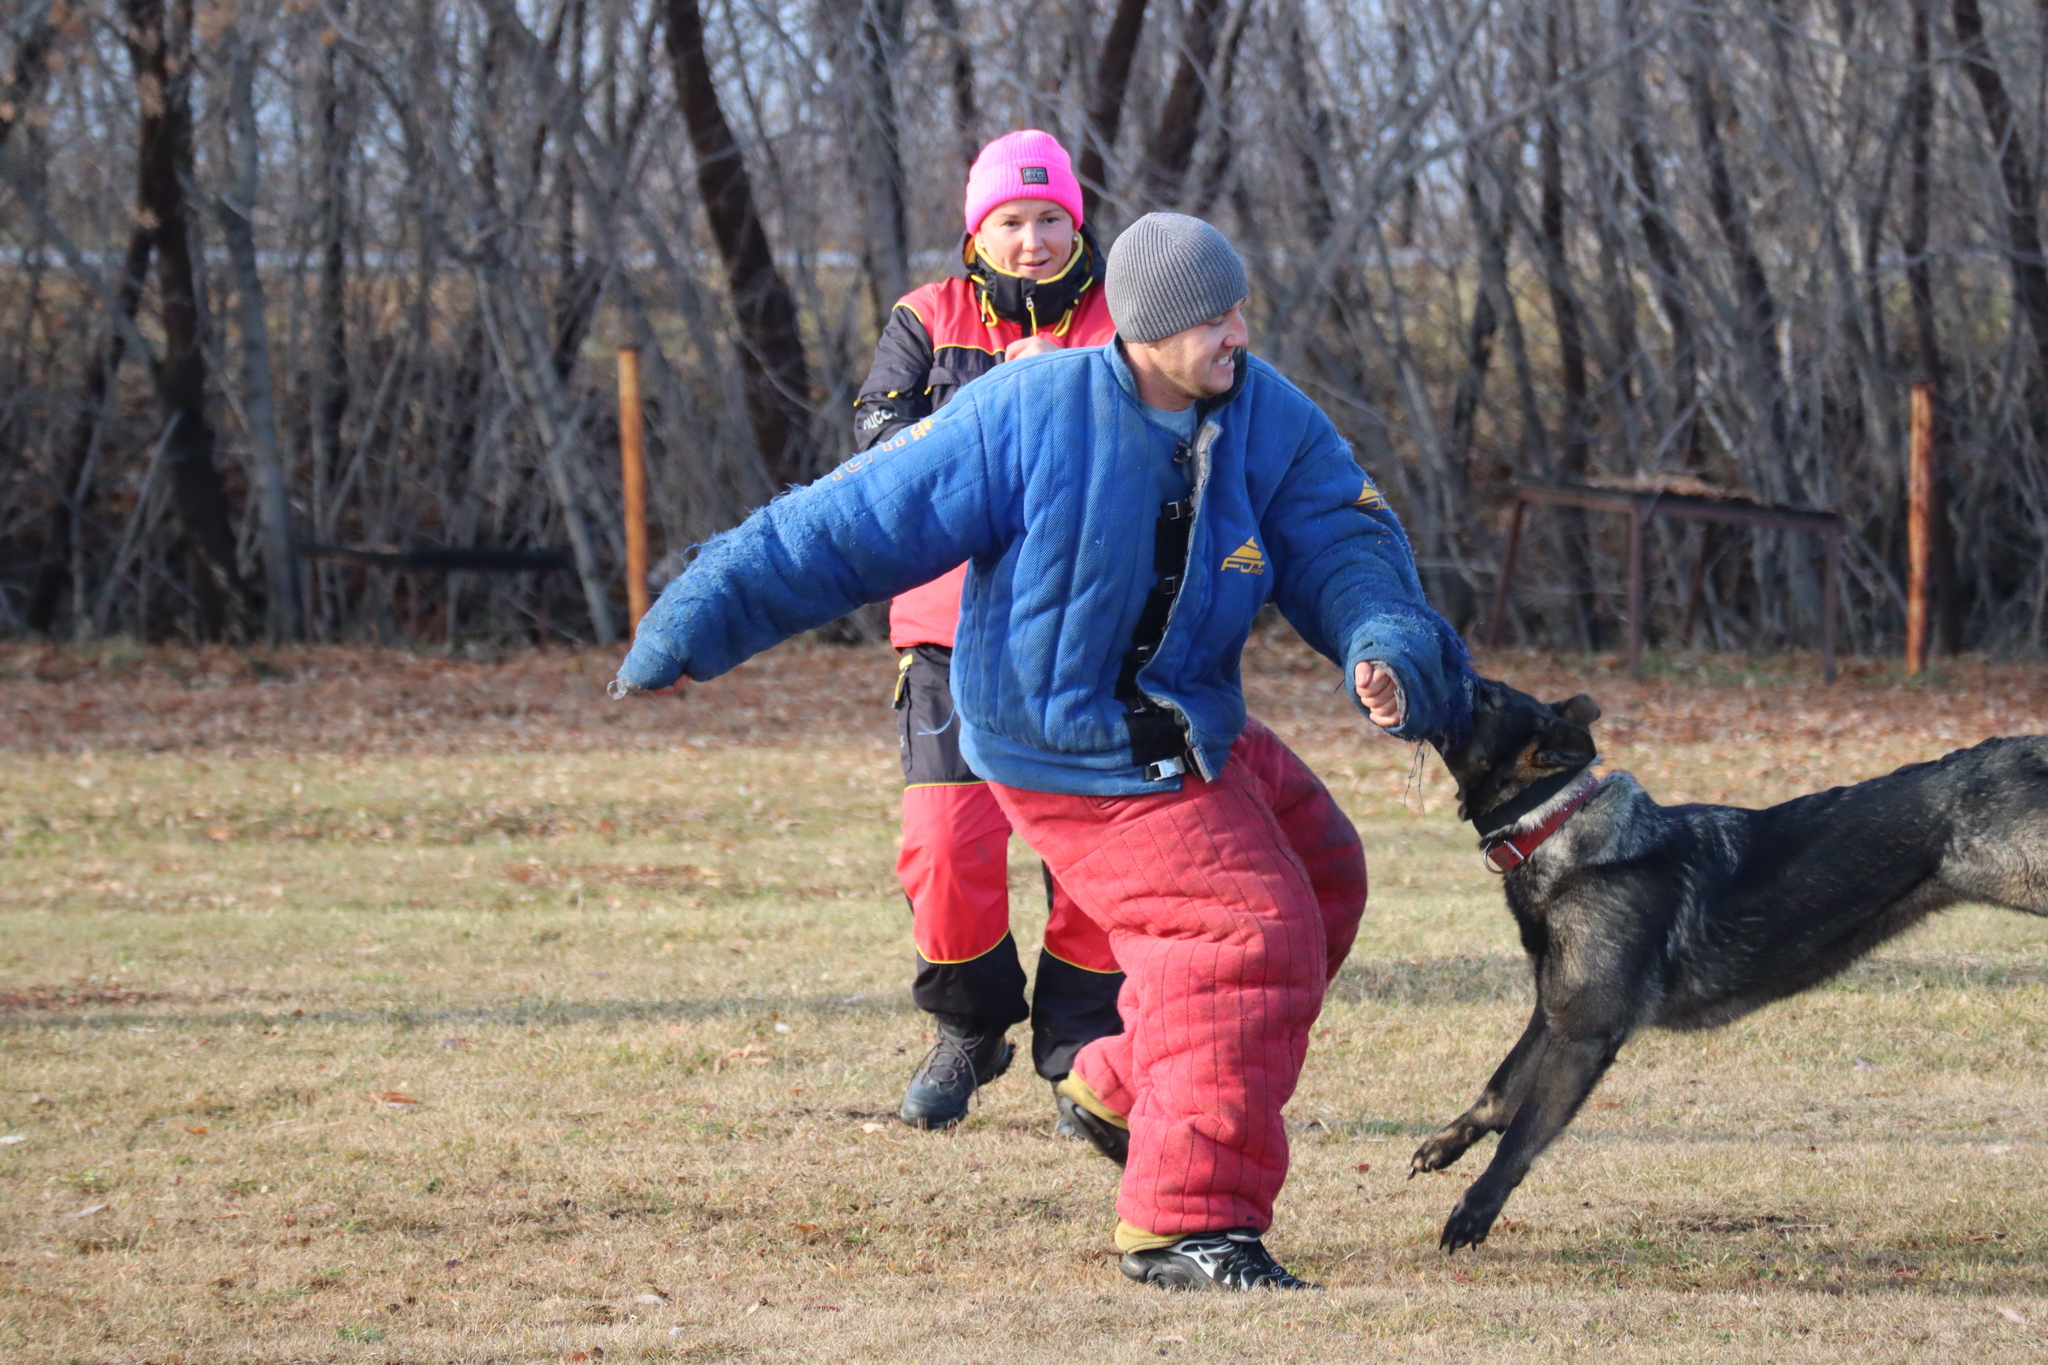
[926, 0, 979, 169]
[311, 7, 354, 544]
[1951, 0, 2048, 394]
[127, 0, 250, 639]
[839, 0, 911, 314]
[214, 29, 301, 641]
[1078, 0, 1150, 221]
[12, 0, 2048, 656]
[663, 0, 818, 488]
[1133, 0, 1230, 209]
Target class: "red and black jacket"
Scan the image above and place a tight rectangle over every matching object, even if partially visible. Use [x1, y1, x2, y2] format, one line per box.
[852, 230, 1115, 453]
[855, 231, 1117, 648]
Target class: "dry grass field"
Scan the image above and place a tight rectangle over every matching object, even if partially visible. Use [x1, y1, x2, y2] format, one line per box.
[7, 634, 2048, 1362]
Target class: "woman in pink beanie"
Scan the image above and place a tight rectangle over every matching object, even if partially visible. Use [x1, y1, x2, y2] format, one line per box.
[851, 130, 1120, 1135]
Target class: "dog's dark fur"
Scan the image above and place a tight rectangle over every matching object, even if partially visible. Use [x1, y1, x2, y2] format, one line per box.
[1413, 677, 2048, 1252]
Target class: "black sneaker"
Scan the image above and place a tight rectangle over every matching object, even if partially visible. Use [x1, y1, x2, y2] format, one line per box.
[1054, 1083, 1129, 1167]
[1120, 1230, 1319, 1291]
[898, 1030, 1013, 1129]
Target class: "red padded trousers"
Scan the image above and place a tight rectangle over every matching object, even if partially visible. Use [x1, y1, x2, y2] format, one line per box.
[989, 718, 1367, 1237]
[899, 780, 1118, 974]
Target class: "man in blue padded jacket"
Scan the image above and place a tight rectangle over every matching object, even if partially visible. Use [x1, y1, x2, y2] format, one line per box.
[614, 213, 1473, 1292]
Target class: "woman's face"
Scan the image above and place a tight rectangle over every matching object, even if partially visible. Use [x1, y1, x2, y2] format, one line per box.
[974, 198, 1078, 279]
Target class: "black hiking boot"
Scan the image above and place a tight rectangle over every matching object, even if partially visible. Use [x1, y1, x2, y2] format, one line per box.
[1120, 1230, 1319, 1291]
[1051, 1082, 1083, 1140]
[1054, 1078, 1129, 1167]
[899, 1027, 1013, 1129]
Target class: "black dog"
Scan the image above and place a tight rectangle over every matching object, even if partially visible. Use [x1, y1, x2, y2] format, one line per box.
[1411, 677, 2048, 1252]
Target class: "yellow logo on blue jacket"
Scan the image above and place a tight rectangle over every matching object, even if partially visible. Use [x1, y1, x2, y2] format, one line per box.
[1354, 476, 1388, 511]
[1222, 537, 1266, 574]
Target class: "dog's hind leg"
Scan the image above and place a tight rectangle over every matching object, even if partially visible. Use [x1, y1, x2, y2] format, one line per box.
[1410, 1005, 1550, 1177]
[1438, 1020, 1627, 1253]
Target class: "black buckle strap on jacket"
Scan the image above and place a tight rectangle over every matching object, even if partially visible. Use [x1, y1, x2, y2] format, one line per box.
[1118, 488, 1197, 780]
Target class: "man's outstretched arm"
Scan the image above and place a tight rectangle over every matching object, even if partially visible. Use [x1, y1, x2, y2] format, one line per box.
[615, 406, 1006, 694]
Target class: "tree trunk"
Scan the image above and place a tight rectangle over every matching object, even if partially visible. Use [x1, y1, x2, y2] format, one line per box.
[1906, 0, 1943, 392]
[1135, 0, 1229, 210]
[25, 227, 154, 635]
[662, 0, 818, 489]
[312, 15, 353, 540]
[1618, 0, 1696, 467]
[1858, 106, 1906, 379]
[1951, 0, 2048, 391]
[1448, 166, 1509, 478]
[1539, 12, 1590, 484]
[215, 32, 301, 642]
[1078, 0, 1151, 222]
[844, 0, 910, 315]
[926, 0, 979, 170]
[126, 0, 248, 639]
[1683, 7, 1789, 490]
[483, 275, 619, 645]
[1189, 0, 1254, 217]
[1391, 0, 1418, 247]
[15, 4, 112, 636]
[551, 0, 606, 379]
[1538, 12, 1598, 648]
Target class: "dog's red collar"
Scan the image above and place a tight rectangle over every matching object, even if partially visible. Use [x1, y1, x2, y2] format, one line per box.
[1481, 773, 1601, 873]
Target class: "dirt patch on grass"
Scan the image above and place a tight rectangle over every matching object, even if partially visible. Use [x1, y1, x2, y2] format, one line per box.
[0, 638, 898, 755]
[0, 985, 184, 1012]
[8, 633, 2048, 763]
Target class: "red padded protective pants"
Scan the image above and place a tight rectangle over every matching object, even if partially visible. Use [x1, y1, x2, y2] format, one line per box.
[896, 646, 1123, 1079]
[899, 781, 1118, 974]
[989, 718, 1367, 1237]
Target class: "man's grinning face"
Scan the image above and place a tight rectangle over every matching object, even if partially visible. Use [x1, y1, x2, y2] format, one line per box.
[1133, 304, 1249, 405]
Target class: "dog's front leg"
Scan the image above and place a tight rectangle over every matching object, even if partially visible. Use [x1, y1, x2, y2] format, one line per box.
[1439, 1025, 1626, 1253]
[1411, 1004, 1550, 1176]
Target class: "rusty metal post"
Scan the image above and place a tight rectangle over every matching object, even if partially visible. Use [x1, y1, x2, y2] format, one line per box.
[1822, 528, 1840, 685]
[1626, 501, 1646, 679]
[1906, 381, 1934, 675]
[618, 347, 650, 630]
[1485, 495, 1528, 647]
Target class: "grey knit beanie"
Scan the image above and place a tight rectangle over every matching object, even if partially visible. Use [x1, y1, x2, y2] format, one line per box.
[1104, 213, 1249, 343]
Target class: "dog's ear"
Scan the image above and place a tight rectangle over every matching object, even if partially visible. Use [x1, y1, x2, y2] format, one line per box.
[1554, 693, 1601, 728]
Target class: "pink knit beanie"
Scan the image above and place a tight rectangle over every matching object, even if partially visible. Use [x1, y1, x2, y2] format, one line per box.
[963, 130, 1085, 234]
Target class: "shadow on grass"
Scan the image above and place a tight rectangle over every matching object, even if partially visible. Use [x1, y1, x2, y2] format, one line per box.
[0, 989, 922, 1034]
[1330, 952, 2048, 1009]
[1526, 1223, 2048, 1296]
[8, 952, 2048, 1034]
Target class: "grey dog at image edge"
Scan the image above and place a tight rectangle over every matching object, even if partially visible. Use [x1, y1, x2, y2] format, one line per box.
[1412, 677, 2048, 1253]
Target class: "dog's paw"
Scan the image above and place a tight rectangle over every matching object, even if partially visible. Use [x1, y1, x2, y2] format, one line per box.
[1410, 1127, 1476, 1177]
[1438, 1194, 1501, 1254]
